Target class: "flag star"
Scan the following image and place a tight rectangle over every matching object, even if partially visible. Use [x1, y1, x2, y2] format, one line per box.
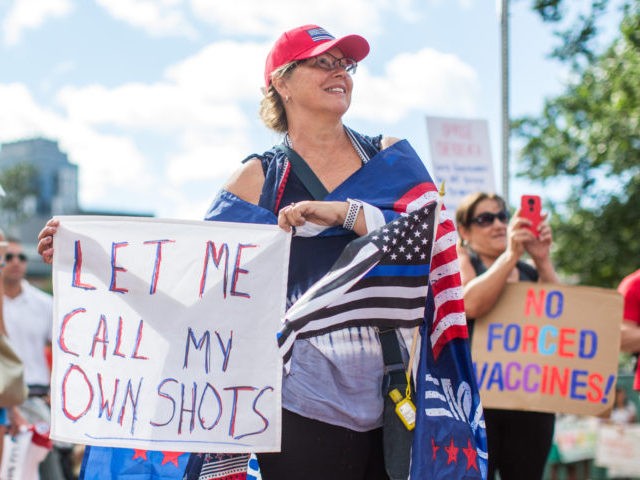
[132, 449, 148, 460]
[462, 439, 479, 471]
[383, 235, 390, 242]
[372, 235, 379, 241]
[422, 238, 428, 244]
[391, 253, 398, 260]
[422, 222, 430, 229]
[382, 245, 389, 252]
[394, 228, 400, 234]
[445, 438, 459, 465]
[414, 230, 422, 237]
[399, 246, 406, 252]
[414, 246, 420, 253]
[161, 451, 183, 467]
[382, 228, 389, 233]
[406, 253, 413, 260]
[420, 253, 426, 260]
[392, 239, 397, 244]
[406, 238, 414, 245]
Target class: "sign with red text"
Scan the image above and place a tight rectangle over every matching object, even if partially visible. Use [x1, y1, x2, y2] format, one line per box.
[471, 283, 622, 415]
[50, 216, 290, 453]
[426, 116, 495, 212]
[595, 423, 640, 474]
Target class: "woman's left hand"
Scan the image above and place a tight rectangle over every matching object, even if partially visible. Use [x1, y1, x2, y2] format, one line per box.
[277, 201, 348, 233]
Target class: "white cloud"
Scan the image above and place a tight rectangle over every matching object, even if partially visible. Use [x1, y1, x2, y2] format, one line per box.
[55, 40, 268, 133]
[189, 0, 405, 38]
[166, 130, 250, 186]
[351, 48, 480, 122]
[0, 83, 150, 207]
[164, 41, 267, 100]
[2, 0, 73, 46]
[0, 83, 61, 139]
[56, 82, 249, 132]
[56, 130, 150, 205]
[95, 0, 196, 38]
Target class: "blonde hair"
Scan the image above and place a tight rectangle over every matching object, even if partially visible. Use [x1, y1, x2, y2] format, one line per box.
[259, 61, 299, 133]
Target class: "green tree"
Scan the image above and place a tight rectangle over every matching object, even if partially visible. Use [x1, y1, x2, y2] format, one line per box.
[0, 162, 38, 226]
[514, 0, 640, 287]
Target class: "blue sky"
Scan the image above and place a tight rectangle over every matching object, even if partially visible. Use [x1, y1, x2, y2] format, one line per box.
[0, 0, 622, 219]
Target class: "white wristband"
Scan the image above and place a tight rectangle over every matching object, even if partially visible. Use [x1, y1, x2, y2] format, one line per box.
[343, 199, 363, 231]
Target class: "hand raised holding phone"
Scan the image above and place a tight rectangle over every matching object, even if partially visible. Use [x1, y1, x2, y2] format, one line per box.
[520, 195, 542, 237]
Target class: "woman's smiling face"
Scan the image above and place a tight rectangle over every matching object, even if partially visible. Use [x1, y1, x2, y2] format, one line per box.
[278, 48, 354, 118]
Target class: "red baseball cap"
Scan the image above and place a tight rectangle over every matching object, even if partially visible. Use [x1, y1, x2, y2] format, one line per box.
[264, 24, 370, 88]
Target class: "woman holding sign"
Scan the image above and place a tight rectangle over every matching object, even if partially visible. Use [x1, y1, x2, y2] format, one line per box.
[456, 192, 559, 480]
[37, 24, 483, 480]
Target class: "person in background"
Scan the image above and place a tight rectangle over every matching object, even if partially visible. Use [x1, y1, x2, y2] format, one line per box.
[618, 268, 640, 392]
[609, 386, 637, 425]
[0, 230, 25, 474]
[3, 238, 68, 479]
[0, 229, 7, 470]
[456, 192, 559, 480]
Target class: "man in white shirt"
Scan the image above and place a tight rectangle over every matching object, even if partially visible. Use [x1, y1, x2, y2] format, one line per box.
[4, 238, 67, 479]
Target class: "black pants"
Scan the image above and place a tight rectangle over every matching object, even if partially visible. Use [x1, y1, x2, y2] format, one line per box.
[485, 408, 555, 480]
[257, 409, 389, 480]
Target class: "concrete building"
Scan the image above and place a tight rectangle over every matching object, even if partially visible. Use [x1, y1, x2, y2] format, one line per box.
[0, 138, 79, 217]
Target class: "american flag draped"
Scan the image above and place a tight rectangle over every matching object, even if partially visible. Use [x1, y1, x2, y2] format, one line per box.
[278, 201, 438, 368]
[275, 180, 488, 478]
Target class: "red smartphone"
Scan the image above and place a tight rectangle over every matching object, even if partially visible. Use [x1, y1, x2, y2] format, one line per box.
[520, 195, 542, 237]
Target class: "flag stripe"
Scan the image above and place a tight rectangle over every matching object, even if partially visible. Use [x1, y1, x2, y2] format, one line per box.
[352, 274, 428, 290]
[364, 263, 430, 277]
[289, 304, 427, 338]
[434, 298, 465, 322]
[294, 290, 428, 323]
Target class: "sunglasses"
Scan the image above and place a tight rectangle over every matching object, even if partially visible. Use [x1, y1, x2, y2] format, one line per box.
[5, 252, 27, 262]
[304, 52, 358, 74]
[470, 211, 509, 227]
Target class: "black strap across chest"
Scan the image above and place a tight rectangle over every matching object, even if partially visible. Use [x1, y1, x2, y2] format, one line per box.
[275, 145, 329, 201]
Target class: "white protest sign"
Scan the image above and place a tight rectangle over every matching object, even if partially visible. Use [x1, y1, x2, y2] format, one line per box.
[50, 216, 290, 453]
[426, 116, 495, 212]
[595, 423, 640, 474]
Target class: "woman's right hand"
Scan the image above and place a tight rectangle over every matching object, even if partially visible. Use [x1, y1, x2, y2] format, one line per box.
[505, 209, 536, 260]
[37, 218, 59, 264]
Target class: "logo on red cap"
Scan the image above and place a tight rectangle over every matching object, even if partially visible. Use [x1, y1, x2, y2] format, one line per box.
[264, 24, 370, 88]
[306, 27, 335, 42]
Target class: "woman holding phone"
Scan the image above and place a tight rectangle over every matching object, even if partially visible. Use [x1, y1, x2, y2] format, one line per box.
[455, 192, 559, 480]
